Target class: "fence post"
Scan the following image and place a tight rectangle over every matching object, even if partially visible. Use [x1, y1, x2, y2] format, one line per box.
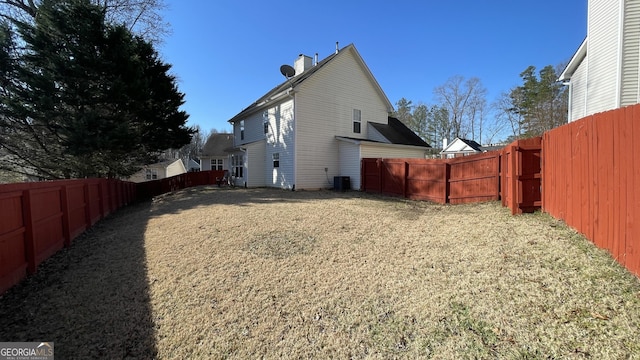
[60, 185, 72, 247]
[21, 189, 37, 274]
[377, 159, 383, 194]
[511, 145, 519, 215]
[444, 162, 450, 204]
[84, 182, 92, 229]
[403, 161, 409, 198]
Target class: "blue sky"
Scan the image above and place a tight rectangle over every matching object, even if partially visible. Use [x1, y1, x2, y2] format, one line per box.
[159, 1, 587, 135]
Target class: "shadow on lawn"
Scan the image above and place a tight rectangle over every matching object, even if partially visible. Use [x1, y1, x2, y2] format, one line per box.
[0, 186, 429, 358]
[0, 201, 157, 359]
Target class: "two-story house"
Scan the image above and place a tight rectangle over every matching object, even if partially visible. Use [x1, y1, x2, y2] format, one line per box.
[227, 43, 430, 190]
[560, 0, 640, 122]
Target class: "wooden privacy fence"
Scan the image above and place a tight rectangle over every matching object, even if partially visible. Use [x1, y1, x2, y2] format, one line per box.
[362, 138, 543, 211]
[361, 151, 503, 205]
[136, 170, 224, 200]
[0, 169, 225, 295]
[0, 178, 136, 294]
[543, 104, 640, 277]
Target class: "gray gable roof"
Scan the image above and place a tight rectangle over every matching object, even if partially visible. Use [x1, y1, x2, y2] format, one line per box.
[370, 117, 431, 147]
[457, 138, 483, 152]
[201, 133, 234, 156]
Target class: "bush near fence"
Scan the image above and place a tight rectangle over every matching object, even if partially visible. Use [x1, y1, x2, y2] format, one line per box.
[0, 170, 225, 295]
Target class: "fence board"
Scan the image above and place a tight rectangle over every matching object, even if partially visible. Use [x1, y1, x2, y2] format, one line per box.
[0, 191, 27, 294]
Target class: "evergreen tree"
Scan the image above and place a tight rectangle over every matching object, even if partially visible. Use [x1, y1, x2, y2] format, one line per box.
[509, 65, 567, 137]
[0, 0, 193, 179]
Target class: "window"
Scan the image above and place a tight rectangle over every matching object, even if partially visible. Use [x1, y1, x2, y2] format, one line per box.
[263, 110, 269, 134]
[232, 154, 244, 178]
[145, 169, 158, 180]
[353, 109, 361, 133]
[210, 158, 223, 170]
[272, 153, 280, 168]
[240, 120, 245, 140]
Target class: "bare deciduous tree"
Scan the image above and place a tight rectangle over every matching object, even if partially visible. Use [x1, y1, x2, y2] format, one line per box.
[0, 0, 168, 42]
[433, 75, 487, 141]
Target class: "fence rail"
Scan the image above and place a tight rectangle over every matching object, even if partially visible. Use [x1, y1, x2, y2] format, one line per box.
[0, 170, 225, 295]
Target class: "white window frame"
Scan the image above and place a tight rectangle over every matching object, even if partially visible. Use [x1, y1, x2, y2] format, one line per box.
[145, 168, 158, 180]
[353, 109, 361, 133]
[232, 154, 244, 178]
[210, 158, 223, 170]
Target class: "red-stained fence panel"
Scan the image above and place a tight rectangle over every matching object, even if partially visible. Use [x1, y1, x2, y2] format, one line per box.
[0, 191, 28, 294]
[543, 104, 640, 278]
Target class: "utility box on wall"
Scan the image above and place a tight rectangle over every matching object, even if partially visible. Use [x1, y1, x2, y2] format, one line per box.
[334, 176, 350, 191]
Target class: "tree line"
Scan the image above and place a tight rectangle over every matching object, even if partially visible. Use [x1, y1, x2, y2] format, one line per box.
[0, 0, 193, 180]
[393, 64, 568, 150]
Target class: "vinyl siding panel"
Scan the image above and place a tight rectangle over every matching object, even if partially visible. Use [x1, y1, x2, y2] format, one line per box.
[620, 0, 640, 106]
[265, 99, 295, 189]
[166, 160, 186, 177]
[587, 0, 622, 114]
[569, 60, 588, 121]
[338, 141, 361, 190]
[233, 109, 266, 146]
[294, 48, 390, 189]
[361, 145, 426, 159]
[245, 140, 266, 187]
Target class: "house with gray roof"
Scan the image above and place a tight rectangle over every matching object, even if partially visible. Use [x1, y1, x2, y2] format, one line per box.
[200, 133, 234, 171]
[440, 137, 503, 158]
[227, 43, 430, 190]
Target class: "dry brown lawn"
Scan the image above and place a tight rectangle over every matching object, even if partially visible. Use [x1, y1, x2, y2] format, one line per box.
[1, 187, 639, 359]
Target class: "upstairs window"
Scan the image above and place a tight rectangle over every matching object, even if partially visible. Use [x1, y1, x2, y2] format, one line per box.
[263, 110, 269, 134]
[240, 120, 245, 140]
[353, 109, 361, 133]
[273, 153, 280, 168]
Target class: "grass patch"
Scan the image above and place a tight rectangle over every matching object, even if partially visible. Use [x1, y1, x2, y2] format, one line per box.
[0, 187, 638, 359]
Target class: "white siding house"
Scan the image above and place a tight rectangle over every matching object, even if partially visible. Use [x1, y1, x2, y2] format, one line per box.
[200, 133, 233, 171]
[560, 0, 640, 121]
[128, 159, 186, 183]
[228, 44, 431, 190]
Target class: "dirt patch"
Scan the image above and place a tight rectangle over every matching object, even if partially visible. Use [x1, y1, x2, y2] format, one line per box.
[0, 187, 639, 359]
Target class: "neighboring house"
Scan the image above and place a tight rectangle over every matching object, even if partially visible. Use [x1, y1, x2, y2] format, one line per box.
[440, 138, 504, 158]
[227, 43, 431, 190]
[200, 133, 234, 171]
[128, 159, 187, 183]
[186, 159, 200, 172]
[559, 0, 640, 122]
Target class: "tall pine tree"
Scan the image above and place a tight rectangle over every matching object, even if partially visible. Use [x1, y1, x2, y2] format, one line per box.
[0, 0, 193, 179]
